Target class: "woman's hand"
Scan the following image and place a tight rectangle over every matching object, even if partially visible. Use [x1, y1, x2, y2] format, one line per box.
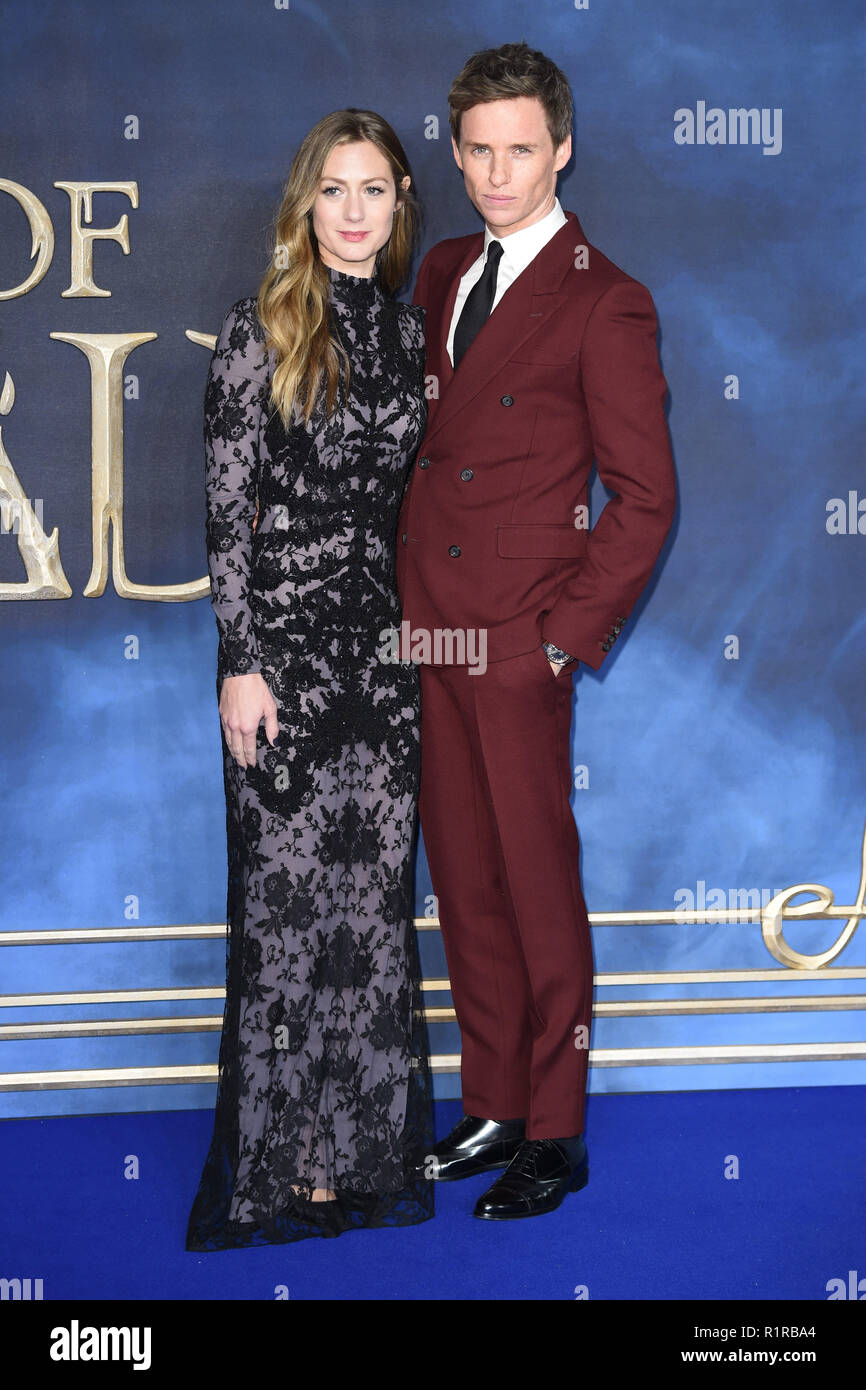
[219, 673, 279, 769]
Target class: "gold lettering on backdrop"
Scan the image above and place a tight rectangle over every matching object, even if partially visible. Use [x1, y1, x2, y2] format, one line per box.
[53, 182, 138, 297]
[761, 819, 866, 968]
[49, 332, 209, 601]
[0, 372, 72, 599]
[0, 179, 55, 299]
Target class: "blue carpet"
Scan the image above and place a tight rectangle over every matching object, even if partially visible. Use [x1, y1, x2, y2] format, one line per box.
[1, 1086, 861, 1300]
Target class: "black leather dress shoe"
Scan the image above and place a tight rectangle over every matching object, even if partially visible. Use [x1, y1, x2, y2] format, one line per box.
[422, 1114, 526, 1181]
[473, 1136, 589, 1219]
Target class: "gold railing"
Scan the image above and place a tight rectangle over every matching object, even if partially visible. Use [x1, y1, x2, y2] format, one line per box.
[1, 822, 864, 1089]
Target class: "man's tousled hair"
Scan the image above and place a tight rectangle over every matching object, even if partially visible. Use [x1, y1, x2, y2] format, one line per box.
[448, 40, 573, 150]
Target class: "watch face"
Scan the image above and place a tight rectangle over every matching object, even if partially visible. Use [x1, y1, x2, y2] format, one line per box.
[543, 641, 571, 663]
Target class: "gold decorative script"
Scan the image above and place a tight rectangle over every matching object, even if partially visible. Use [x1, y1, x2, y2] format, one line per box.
[761, 820, 866, 968]
[0, 371, 71, 599]
[49, 331, 209, 601]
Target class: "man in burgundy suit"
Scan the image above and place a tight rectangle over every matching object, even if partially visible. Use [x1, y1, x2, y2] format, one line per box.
[396, 41, 676, 1219]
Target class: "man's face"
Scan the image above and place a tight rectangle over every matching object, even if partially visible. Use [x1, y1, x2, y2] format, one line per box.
[451, 95, 571, 236]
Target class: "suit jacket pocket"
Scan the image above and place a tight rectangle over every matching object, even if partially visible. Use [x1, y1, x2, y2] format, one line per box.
[508, 331, 577, 367]
[496, 523, 588, 558]
[508, 350, 576, 367]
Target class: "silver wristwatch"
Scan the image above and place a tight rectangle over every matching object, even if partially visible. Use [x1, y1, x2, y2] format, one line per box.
[542, 640, 574, 665]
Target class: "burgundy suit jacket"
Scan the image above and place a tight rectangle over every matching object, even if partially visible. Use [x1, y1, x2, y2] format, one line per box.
[395, 209, 676, 669]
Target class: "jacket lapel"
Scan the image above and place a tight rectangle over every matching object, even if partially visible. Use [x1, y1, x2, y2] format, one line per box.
[423, 210, 585, 445]
[422, 236, 480, 429]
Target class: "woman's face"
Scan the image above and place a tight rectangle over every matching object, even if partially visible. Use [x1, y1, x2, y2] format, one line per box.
[312, 138, 409, 277]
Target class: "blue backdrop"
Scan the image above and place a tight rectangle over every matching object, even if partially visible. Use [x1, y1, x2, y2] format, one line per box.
[1, 0, 864, 1117]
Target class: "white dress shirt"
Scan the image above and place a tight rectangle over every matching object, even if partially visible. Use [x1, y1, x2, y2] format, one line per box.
[446, 197, 568, 366]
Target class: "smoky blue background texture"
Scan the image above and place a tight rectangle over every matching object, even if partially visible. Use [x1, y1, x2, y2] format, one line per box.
[1, 0, 864, 1113]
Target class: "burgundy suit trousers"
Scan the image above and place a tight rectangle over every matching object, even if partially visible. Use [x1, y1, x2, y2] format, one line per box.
[418, 643, 594, 1138]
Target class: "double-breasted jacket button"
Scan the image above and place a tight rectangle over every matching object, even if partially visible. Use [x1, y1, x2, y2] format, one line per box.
[460, 468, 473, 481]
[418, 456, 430, 469]
[500, 394, 514, 406]
[401, 533, 407, 544]
[448, 545, 461, 558]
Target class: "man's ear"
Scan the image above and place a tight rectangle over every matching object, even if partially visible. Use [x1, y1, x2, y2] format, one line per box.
[451, 135, 464, 171]
[554, 134, 572, 173]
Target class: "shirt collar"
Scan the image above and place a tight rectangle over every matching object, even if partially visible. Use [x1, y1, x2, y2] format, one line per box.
[483, 197, 567, 274]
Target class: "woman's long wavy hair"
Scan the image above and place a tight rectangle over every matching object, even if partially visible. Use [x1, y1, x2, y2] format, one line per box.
[257, 109, 420, 428]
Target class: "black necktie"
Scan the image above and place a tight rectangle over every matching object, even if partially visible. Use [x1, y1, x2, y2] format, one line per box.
[452, 239, 504, 368]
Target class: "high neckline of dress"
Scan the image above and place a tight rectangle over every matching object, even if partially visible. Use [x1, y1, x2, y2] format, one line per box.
[326, 263, 383, 308]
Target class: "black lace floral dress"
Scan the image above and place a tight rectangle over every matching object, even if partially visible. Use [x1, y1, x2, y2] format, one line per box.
[185, 266, 434, 1250]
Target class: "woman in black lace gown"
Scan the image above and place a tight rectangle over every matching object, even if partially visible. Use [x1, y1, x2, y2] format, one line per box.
[186, 110, 434, 1250]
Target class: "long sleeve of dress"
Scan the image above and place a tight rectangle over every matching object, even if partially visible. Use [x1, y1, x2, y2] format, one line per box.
[204, 296, 271, 678]
[404, 301, 426, 399]
[397, 299, 427, 501]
